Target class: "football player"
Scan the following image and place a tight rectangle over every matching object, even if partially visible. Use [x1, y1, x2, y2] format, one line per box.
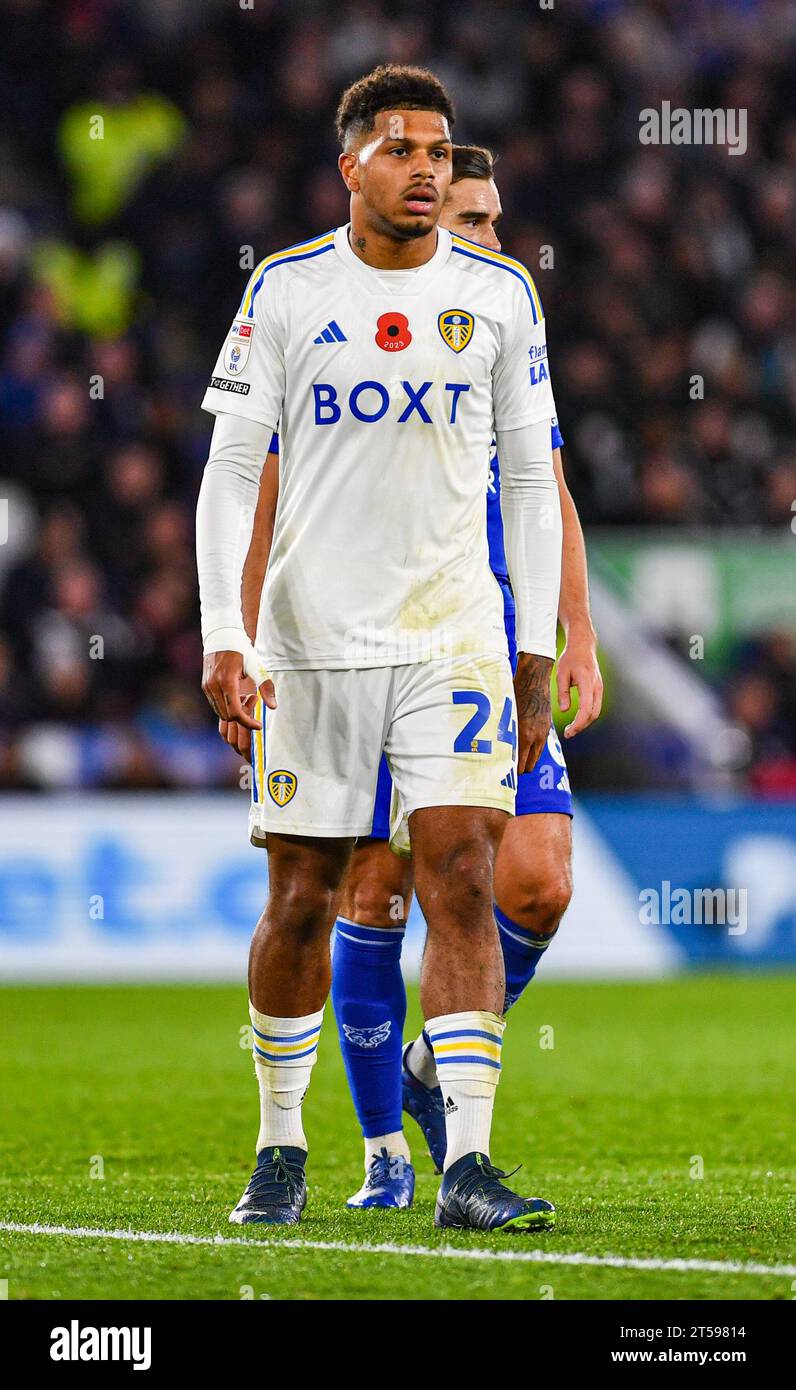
[198, 66, 564, 1231]
[220, 142, 602, 1210]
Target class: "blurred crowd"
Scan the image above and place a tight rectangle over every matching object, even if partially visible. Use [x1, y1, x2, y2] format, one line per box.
[0, 0, 794, 790]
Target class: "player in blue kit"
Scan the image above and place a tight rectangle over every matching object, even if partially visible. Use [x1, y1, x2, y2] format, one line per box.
[215, 133, 602, 1215]
[335, 148, 602, 1207]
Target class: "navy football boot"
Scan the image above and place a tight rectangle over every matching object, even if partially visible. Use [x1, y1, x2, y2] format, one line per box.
[401, 1044, 447, 1173]
[346, 1148, 415, 1209]
[229, 1145, 307, 1225]
[434, 1152, 555, 1233]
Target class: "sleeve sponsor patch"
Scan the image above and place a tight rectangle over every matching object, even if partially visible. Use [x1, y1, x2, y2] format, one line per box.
[209, 376, 251, 395]
[223, 318, 254, 373]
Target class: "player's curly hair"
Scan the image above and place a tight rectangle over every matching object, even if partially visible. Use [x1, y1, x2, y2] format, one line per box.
[336, 64, 455, 149]
[452, 144, 496, 184]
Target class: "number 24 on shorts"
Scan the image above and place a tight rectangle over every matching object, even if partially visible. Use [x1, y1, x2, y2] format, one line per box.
[452, 692, 517, 756]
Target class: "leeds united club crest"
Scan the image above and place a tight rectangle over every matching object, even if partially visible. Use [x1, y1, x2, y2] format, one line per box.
[268, 769, 298, 806]
[438, 309, 474, 353]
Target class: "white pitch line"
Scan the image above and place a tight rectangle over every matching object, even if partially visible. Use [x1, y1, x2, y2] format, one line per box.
[1, 1222, 793, 1279]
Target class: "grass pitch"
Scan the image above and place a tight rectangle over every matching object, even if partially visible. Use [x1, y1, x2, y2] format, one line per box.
[0, 975, 793, 1301]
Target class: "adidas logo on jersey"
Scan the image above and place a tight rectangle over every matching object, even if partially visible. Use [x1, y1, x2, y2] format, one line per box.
[444, 1095, 458, 1115]
[313, 320, 347, 344]
[501, 768, 517, 790]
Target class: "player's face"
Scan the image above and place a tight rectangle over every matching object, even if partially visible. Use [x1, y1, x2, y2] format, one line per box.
[339, 109, 452, 241]
[440, 177, 503, 250]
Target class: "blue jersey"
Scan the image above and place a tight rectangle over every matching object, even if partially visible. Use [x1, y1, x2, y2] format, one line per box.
[486, 417, 564, 582]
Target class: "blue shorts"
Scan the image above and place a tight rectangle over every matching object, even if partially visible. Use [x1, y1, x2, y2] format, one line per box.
[368, 579, 573, 839]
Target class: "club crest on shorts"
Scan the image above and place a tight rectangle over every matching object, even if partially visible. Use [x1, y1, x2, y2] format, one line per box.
[267, 769, 297, 806]
[438, 309, 474, 353]
[224, 318, 254, 373]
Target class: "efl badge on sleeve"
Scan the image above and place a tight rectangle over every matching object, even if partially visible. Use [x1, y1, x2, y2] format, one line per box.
[267, 769, 298, 806]
[438, 309, 474, 353]
[224, 319, 254, 373]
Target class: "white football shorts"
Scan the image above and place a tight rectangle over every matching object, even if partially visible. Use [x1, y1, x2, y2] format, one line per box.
[248, 653, 517, 843]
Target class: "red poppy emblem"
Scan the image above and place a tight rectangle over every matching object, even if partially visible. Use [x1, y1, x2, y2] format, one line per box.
[375, 312, 412, 351]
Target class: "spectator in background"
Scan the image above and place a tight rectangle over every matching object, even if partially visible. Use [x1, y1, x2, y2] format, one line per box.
[1, 505, 86, 672]
[29, 559, 138, 722]
[727, 631, 796, 797]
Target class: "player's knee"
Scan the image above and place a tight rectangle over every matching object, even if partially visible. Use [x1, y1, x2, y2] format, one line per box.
[434, 842, 495, 915]
[267, 879, 336, 943]
[502, 865, 572, 936]
[340, 850, 412, 926]
[342, 875, 405, 927]
[536, 873, 572, 934]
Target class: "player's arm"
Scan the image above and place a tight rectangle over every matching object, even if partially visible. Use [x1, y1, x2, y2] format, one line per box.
[553, 446, 604, 738]
[497, 421, 562, 773]
[241, 448, 279, 643]
[493, 274, 563, 774]
[217, 447, 280, 757]
[196, 265, 285, 729]
[197, 414, 276, 729]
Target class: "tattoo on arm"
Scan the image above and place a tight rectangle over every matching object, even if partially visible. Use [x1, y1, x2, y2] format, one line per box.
[514, 654, 553, 721]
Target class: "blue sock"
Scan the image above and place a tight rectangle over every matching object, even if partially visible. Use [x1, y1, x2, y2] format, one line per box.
[331, 917, 406, 1138]
[495, 904, 555, 1014]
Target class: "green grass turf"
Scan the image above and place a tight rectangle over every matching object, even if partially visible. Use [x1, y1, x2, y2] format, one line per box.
[0, 976, 794, 1301]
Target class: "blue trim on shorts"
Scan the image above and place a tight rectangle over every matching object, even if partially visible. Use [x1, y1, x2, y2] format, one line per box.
[369, 751, 393, 840]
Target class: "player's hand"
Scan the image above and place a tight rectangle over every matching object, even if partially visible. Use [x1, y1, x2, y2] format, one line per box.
[218, 675, 258, 759]
[202, 650, 275, 730]
[557, 624, 603, 739]
[514, 652, 554, 774]
[219, 688, 277, 760]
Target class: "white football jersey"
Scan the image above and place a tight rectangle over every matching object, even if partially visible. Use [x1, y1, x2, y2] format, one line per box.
[202, 224, 555, 670]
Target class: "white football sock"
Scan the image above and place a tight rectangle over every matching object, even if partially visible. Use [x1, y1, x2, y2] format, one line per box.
[249, 1003, 324, 1155]
[364, 1131, 411, 1172]
[405, 1030, 438, 1088]
[437, 1079, 497, 1167]
[425, 1011, 506, 1170]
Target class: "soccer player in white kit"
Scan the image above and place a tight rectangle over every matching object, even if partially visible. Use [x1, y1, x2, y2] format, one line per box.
[196, 65, 563, 1232]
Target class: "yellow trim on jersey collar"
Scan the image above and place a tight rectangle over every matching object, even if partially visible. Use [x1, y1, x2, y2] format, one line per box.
[240, 231, 336, 317]
[451, 235, 543, 320]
